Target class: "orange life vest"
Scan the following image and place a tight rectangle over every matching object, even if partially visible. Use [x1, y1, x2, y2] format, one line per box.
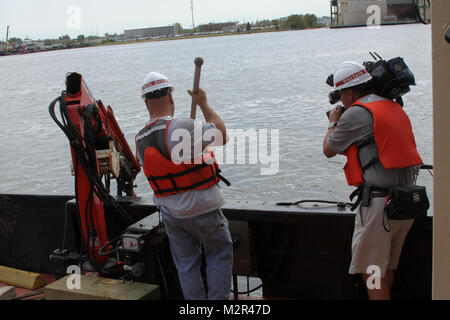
[343, 97, 423, 186]
[135, 118, 226, 197]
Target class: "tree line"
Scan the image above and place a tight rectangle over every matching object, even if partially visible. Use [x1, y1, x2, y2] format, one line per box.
[252, 14, 321, 30]
[4, 13, 323, 47]
[177, 13, 322, 33]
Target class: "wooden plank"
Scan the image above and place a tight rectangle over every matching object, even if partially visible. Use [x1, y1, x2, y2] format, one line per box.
[0, 266, 46, 290]
[0, 286, 16, 300]
[45, 275, 160, 300]
[432, 0, 450, 300]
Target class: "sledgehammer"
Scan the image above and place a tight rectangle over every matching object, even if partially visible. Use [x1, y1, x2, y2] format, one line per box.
[190, 57, 204, 119]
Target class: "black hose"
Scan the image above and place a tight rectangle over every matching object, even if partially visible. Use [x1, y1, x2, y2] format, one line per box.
[83, 184, 102, 272]
[97, 235, 122, 256]
[73, 157, 87, 269]
[233, 224, 290, 296]
[276, 199, 353, 207]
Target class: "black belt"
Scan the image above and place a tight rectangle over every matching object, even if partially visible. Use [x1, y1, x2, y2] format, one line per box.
[350, 186, 388, 211]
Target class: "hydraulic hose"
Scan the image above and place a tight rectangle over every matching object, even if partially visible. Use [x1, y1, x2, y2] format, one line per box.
[97, 235, 122, 256]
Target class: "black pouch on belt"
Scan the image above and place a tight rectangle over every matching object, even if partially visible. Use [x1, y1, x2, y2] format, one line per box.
[384, 184, 430, 220]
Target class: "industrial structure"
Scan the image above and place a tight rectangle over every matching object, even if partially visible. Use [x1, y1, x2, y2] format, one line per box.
[330, 0, 430, 27]
[197, 22, 239, 33]
[124, 25, 177, 39]
[388, 0, 429, 23]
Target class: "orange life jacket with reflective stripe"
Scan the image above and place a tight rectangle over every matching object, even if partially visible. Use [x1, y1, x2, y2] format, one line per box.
[343, 97, 423, 186]
[135, 118, 225, 197]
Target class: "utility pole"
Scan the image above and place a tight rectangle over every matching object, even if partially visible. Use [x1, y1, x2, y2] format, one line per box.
[190, 0, 195, 30]
[5, 25, 9, 51]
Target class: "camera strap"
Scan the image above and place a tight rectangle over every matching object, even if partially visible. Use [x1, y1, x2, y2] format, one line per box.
[355, 135, 379, 172]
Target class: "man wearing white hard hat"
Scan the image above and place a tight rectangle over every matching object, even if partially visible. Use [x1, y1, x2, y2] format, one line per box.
[322, 61, 423, 300]
[135, 71, 233, 300]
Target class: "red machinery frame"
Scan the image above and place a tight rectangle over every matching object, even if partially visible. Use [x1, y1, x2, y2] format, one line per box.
[52, 72, 140, 267]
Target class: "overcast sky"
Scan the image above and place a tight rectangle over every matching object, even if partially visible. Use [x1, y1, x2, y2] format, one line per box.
[0, 0, 331, 40]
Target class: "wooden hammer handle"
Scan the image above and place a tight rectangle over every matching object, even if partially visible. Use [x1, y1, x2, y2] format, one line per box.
[190, 57, 204, 119]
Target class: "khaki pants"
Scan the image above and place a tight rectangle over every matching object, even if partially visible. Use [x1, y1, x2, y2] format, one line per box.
[349, 197, 414, 278]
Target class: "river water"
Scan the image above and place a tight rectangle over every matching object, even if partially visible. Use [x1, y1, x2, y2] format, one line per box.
[0, 24, 433, 209]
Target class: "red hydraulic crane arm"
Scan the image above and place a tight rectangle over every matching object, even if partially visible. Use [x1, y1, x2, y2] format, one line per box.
[49, 72, 140, 268]
[105, 106, 141, 178]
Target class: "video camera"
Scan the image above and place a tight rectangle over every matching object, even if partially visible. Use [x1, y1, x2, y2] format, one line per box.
[363, 55, 415, 102]
[325, 74, 342, 105]
[326, 105, 345, 120]
[326, 53, 416, 106]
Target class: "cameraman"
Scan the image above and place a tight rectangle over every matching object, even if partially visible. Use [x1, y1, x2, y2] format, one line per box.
[322, 61, 423, 300]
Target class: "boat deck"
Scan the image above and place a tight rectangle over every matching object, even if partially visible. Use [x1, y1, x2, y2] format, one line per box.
[0, 194, 433, 300]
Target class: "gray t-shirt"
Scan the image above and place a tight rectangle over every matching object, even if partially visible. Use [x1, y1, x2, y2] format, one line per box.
[149, 116, 225, 219]
[327, 94, 417, 188]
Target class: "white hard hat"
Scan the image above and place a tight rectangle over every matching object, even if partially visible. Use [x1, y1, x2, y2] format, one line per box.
[141, 72, 172, 99]
[333, 61, 372, 90]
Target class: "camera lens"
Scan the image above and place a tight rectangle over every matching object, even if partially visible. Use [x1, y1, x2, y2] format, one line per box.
[328, 90, 341, 105]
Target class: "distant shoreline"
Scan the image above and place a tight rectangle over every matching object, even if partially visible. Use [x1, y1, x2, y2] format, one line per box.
[1, 22, 423, 56]
[89, 27, 315, 47]
[0, 27, 321, 56]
